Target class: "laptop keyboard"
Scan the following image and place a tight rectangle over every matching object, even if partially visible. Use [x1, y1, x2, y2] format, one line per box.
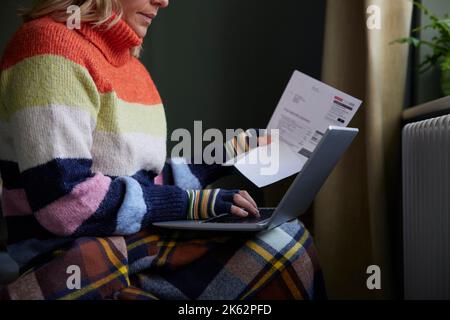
[204, 208, 275, 224]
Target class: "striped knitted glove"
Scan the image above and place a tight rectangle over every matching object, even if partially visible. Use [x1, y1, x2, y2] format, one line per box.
[185, 189, 240, 220]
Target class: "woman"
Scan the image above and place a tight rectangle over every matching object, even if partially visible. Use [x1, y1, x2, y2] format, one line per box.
[0, 0, 324, 300]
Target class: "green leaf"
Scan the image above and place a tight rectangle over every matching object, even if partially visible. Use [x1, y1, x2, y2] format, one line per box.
[441, 53, 450, 72]
[394, 1, 450, 73]
[390, 37, 421, 47]
[413, 1, 431, 16]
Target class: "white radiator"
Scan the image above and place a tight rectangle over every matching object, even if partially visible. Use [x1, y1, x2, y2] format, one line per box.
[402, 115, 450, 300]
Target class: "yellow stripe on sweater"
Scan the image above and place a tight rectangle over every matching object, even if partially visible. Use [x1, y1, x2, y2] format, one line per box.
[0, 54, 167, 137]
[96, 94, 166, 136]
[0, 54, 99, 121]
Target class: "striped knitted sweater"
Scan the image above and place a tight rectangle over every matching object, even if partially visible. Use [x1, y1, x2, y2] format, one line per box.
[0, 17, 246, 244]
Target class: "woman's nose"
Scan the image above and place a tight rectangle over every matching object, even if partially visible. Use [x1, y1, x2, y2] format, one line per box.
[151, 0, 169, 8]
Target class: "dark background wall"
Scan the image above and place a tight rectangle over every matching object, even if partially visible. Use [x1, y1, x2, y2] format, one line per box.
[1, 1, 32, 54]
[141, 1, 326, 149]
[141, 0, 326, 206]
[1, 0, 327, 206]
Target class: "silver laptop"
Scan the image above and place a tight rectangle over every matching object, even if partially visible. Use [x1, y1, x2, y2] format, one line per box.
[153, 126, 358, 232]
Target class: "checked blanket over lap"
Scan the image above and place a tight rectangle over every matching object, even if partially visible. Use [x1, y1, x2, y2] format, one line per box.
[1, 220, 326, 300]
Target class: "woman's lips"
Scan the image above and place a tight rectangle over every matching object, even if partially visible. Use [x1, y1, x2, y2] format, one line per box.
[137, 12, 155, 24]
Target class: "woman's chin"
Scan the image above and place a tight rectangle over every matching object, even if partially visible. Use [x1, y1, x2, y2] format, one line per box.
[135, 29, 148, 38]
[128, 24, 148, 38]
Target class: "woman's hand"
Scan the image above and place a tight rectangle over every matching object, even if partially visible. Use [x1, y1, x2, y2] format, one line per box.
[224, 129, 272, 162]
[257, 135, 272, 147]
[185, 189, 261, 220]
[230, 190, 260, 218]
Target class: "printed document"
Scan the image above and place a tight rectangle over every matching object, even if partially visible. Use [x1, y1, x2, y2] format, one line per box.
[228, 70, 362, 187]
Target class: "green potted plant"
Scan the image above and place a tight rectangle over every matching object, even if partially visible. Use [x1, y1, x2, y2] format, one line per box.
[392, 1, 450, 96]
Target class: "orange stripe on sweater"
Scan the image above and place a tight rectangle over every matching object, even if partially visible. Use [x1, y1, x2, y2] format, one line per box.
[1, 17, 161, 105]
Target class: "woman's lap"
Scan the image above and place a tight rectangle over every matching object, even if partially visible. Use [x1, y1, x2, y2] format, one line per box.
[127, 219, 324, 300]
[1, 220, 325, 300]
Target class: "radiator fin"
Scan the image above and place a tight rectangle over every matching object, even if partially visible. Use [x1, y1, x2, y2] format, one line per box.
[402, 115, 450, 299]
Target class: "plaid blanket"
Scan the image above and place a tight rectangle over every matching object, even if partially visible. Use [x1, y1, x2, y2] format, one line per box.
[1, 220, 325, 300]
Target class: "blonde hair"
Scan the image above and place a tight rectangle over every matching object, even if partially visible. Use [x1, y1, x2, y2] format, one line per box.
[21, 0, 142, 57]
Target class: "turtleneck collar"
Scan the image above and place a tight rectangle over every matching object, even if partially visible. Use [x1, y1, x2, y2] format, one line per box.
[76, 16, 142, 67]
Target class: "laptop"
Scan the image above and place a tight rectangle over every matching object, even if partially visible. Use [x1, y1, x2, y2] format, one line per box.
[153, 126, 358, 232]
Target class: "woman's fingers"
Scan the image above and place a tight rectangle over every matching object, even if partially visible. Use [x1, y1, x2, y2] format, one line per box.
[239, 190, 258, 209]
[232, 193, 260, 217]
[257, 135, 272, 146]
[230, 205, 249, 217]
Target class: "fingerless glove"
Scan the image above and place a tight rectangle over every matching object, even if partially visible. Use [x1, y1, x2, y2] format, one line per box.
[185, 189, 240, 220]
